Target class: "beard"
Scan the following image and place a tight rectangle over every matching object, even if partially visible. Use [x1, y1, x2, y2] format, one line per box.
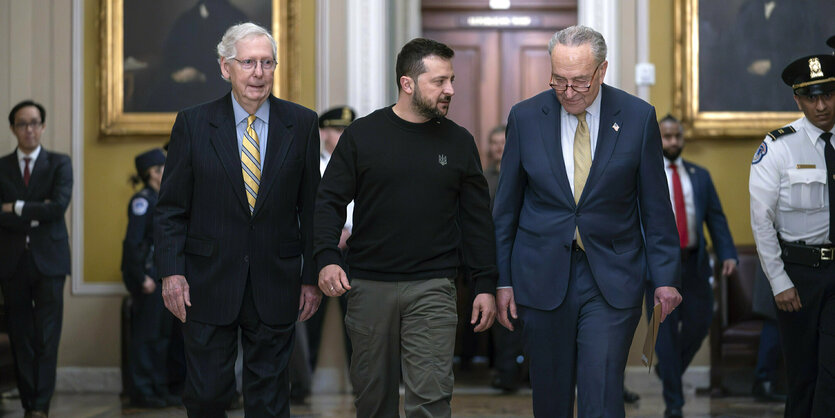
[412, 84, 451, 120]
[662, 147, 682, 161]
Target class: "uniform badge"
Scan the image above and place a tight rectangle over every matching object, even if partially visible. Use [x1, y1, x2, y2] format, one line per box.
[752, 141, 767, 165]
[439, 154, 448, 166]
[809, 57, 823, 79]
[131, 197, 149, 215]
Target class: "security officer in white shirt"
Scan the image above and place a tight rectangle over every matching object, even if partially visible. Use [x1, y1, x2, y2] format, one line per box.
[749, 53, 835, 417]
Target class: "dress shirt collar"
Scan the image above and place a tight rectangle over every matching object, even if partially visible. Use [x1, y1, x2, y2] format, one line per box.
[17, 145, 41, 164]
[665, 156, 685, 170]
[231, 94, 270, 126]
[560, 87, 603, 121]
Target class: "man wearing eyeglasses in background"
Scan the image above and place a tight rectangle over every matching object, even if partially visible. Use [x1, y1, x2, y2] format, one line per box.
[1, 100, 73, 418]
[154, 22, 321, 417]
[492, 25, 682, 417]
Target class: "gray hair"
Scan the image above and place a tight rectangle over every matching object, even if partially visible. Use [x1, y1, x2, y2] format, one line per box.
[216, 22, 277, 61]
[548, 25, 607, 64]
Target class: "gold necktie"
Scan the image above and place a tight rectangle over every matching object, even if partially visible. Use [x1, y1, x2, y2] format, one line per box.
[573, 111, 590, 250]
[242, 114, 261, 214]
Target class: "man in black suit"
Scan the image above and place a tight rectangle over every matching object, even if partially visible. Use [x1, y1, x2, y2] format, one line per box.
[0, 100, 73, 418]
[155, 22, 321, 417]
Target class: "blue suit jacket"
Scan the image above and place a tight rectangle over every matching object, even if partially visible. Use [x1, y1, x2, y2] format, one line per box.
[155, 93, 320, 326]
[493, 85, 680, 310]
[680, 160, 737, 279]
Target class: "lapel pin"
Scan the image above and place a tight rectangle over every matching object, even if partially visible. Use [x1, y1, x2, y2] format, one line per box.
[612, 123, 619, 132]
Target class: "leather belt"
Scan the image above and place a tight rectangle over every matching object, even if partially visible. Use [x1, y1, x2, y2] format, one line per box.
[779, 240, 835, 267]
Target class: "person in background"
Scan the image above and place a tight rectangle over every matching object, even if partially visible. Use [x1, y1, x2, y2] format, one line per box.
[649, 114, 737, 418]
[749, 53, 835, 417]
[121, 148, 181, 409]
[0, 100, 73, 418]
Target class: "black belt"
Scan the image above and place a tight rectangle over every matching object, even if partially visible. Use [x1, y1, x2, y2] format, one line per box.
[779, 240, 835, 267]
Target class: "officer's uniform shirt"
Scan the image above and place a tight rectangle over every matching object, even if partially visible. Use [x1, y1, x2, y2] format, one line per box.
[320, 150, 353, 233]
[122, 187, 158, 295]
[664, 156, 697, 249]
[749, 116, 835, 296]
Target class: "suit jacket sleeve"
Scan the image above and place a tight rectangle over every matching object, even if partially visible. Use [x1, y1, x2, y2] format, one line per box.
[702, 170, 737, 262]
[638, 107, 681, 290]
[20, 154, 73, 222]
[299, 115, 320, 286]
[155, 111, 193, 279]
[492, 109, 526, 288]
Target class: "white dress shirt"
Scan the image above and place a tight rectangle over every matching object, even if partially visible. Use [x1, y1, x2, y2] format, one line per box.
[750, 116, 833, 295]
[560, 91, 602, 195]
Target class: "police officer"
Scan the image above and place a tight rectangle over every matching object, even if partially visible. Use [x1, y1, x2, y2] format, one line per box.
[749, 54, 835, 417]
[121, 148, 178, 408]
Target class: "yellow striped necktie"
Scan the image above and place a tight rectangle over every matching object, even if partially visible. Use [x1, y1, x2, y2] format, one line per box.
[241, 114, 261, 214]
[573, 111, 590, 251]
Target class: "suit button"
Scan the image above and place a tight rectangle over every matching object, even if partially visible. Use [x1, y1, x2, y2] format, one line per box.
[244, 255, 249, 263]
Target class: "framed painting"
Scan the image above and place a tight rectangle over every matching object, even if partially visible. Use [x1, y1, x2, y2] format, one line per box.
[673, 0, 834, 138]
[100, 0, 292, 136]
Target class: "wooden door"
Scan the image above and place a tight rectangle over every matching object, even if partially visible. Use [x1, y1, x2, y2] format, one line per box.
[423, 1, 577, 161]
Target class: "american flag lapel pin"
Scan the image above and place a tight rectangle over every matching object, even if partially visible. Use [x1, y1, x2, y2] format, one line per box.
[612, 123, 620, 132]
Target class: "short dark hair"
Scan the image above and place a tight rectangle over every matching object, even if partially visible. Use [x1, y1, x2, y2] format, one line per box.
[8, 100, 46, 126]
[659, 113, 680, 126]
[488, 125, 507, 142]
[395, 38, 454, 92]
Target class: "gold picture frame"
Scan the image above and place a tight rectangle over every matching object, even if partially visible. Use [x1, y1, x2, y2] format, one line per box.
[100, 0, 292, 136]
[672, 0, 832, 138]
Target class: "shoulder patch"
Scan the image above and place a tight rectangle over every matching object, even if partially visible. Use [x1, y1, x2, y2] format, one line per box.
[131, 197, 149, 216]
[752, 141, 768, 165]
[766, 126, 796, 141]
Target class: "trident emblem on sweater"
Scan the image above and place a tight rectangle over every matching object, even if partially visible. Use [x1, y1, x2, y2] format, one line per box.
[439, 154, 448, 166]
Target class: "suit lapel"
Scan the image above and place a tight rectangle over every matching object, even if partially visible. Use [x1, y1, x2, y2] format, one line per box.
[253, 96, 293, 216]
[538, 95, 575, 206]
[580, 85, 621, 205]
[2, 153, 26, 194]
[208, 94, 249, 213]
[683, 160, 704, 226]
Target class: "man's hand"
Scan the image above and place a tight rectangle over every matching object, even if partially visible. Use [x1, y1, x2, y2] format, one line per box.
[298, 284, 323, 321]
[318, 264, 351, 297]
[654, 286, 682, 323]
[1, 203, 12, 213]
[775, 287, 802, 312]
[496, 287, 518, 331]
[141, 276, 156, 294]
[162, 275, 191, 323]
[471, 293, 497, 332]
[721, 259, 738, 278]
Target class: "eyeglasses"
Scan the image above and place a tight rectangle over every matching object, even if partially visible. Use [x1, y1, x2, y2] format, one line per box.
[13, 121, 43, 130]
[549, 64, 601, 93]
[230, 58, 276, 71]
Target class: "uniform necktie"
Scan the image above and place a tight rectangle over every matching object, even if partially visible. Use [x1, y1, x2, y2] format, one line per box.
[670, 164, 689, 248]
[23, 157, 31, 186]
[573, 111, 590, 250]
[242, 114, 261, 214]
[822, 132, 835, 243]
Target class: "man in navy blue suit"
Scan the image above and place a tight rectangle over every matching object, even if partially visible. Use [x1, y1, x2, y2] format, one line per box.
[650, 114, 737, 418]
[155, 22, 321, 417]
[493, 25, 682, 417]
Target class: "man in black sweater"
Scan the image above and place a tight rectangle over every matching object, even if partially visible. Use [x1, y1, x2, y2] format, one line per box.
[314, 38, 497, 417]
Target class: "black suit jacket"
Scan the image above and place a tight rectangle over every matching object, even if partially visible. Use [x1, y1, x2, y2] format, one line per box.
[154, 93, 320, 326]
[0, 148, 73, 279]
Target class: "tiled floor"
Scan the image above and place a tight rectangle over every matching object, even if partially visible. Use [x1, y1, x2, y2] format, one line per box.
[0, 369, 785, 417]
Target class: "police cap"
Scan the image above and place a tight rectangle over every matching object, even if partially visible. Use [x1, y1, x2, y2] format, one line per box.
[135, 148, 165, 175]
[319, 106, 355, 128]
[781, 54, 835, 96]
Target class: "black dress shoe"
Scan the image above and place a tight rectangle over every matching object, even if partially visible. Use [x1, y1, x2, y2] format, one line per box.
[623, 387, 640, 404]
[752, 380, 787, 403]
[664, 408, 683, 418]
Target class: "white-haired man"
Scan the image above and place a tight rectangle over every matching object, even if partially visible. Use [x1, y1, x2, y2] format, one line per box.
[155, 22, 321, 417]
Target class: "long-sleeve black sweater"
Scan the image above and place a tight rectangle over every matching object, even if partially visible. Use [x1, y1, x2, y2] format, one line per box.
[313, 106, 498, 295]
